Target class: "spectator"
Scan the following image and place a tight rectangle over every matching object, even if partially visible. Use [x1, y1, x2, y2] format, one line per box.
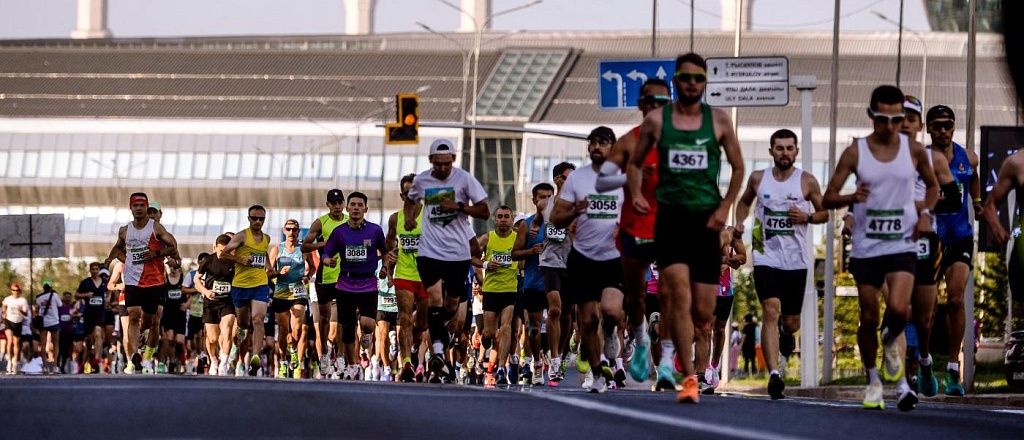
[35, 283, 63, 375]
[741, 314, 759, 377]
[2, 283, 30, 374]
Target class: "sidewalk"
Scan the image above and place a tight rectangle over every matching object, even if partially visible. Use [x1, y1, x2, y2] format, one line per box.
[718, 383, 1024, 407]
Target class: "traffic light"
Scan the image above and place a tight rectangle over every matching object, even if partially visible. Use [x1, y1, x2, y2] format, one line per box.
[385, 93, 419, 145]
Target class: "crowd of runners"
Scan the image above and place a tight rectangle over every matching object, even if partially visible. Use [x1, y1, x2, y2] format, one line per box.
[3, 51, 1010, 411]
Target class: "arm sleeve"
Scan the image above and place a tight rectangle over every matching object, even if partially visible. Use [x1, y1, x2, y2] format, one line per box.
[594, 161, 626, 192]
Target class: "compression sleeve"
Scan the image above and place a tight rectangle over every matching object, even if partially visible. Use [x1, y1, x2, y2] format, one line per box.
[594, 161, 626, 192]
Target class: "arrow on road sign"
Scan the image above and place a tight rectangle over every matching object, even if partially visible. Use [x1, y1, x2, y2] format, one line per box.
[655, 66, 667, 80]
[602, 70, 624, 107]
[627, 69, 647, 83]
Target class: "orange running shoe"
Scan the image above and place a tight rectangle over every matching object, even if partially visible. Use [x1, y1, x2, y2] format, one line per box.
[484, 372, 496, 388]
[677, 375, 700, 403]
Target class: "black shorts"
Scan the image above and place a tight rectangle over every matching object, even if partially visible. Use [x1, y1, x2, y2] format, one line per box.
[655, 205, 720, 285]
[483, 291, 517, 314]
[306, 312, 316, 340]
[566, 248, 623, 305]
[849, 252, 916, 289]
[104, 310, 117, 327]
[914, 234, 941, 287]
[271, 297, 309, 314]
[376, 310, 398, 326]
[714, 295, 735, 322]
[337, 291, 378, 327]
[5, 320, 23, 337]
[540, 266, 568, 294]
[522, 288, 547, 314]
[416, 257, 471, 300]
[263, 312, 276, 336]
[124, 285, 167, 315]
[938, 235, 975, 273]
[186, 315, 204, 339]
[315, 283, 340, 305]
[753, 266, 808, 317]
[83, 310, 104, 334]
[618, 229, 657, 263]
[161, 310, 187, 336]
[202, 297, 235, 325]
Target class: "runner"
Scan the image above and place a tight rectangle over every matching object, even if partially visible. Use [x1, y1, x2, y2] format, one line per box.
[374, 259, 397, 382]
[196, 234, 237, 376]
[221, 205, 273, 376]
[476, 205, 520, 386]
[628, 53, 746, 403]
[160, 264, 188, 373]
[182, 253, 208, 374]
[734, 128, 826, 399]
[104, 192, 178, 375]
[269, 219, 314, 379]
[695, 225, 745, 394]
[551, 126, 626, 394]
[595, 78, 671, 383]
[822, 85, 939, 411]
[3, 284, 29, 374]
[981, 149, 1024, 311]
[513, 183, 557, 386]
[74, 262, 107, 373]
[302, 189, 348, 378]
[926, 104, 980, 397]
[404, 139, 490, 383]
[385, 174, 429, 382]
[529, 162, 577, 386]
[322, 192, 387, 381]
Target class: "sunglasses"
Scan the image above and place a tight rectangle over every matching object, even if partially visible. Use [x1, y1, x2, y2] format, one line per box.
[641, 95, 671, 106]
[869, 109, 905, 125]
[929, 120, 955, 131]
[11, 289, 21, 293]
[249, 216, 265, 221]
[674, 72, 707, 83]
[284, 227, 298, 232]
[588, 139, 612, 146]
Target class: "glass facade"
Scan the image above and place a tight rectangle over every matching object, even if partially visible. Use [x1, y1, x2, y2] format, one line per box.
[924, 0, 1003, 33]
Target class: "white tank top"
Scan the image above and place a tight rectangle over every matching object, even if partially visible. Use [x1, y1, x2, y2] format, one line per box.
[851, 134, 918, 259]
[123, 219, 164, 287]
[752, 167, 812, 270]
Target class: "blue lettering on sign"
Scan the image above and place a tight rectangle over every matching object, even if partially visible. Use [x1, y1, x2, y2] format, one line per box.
[598, 59, 678, 110]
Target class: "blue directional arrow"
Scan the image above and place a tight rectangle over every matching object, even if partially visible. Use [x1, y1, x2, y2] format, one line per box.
[598, 59, 676, 110]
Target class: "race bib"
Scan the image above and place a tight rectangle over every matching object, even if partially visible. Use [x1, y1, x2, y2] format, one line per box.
[399, 234, 420, 252]
[167, 289, 182, 300]
[212, 280, 232, 295]
[425, 187, 457, 225]
[545, 223, 567, 243]
[60, 314, 71, 322]
[290, 283, 307, 298]
[491, 251, 513, 268]
[88, 296, 103, 306]
[586, 194, 619, 219]
[345, 246, 368, 263]
[764, 209, 795, 236]
[129, 246, 148, 264]
[916, 238, 930, 260]
[866, 209, 905, 240]
[249, 253, 267, 268]
[667, 150, 708, 170]
[381, 295, 397, 306]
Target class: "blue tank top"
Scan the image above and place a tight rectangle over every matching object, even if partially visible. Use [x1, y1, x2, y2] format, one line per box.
[276, 243, 304, 286]
[935, 142, 974, 243]
[522, 214, 546, 291]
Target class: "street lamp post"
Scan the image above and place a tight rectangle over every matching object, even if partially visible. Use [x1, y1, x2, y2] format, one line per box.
[417, 22, 471, 133]
[436, 0, 542, 177]
[873, 10, 928, 138]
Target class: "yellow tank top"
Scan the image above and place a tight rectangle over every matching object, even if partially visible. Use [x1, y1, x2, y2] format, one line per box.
[233, 228, 270, 288]
[395, 209, 423, 282]
[482, 230, 518, 293]
[319, 213, 347, 284]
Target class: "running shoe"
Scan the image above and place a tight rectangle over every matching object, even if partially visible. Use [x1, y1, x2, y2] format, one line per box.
[599, 361, 614, 386]
[613, 368, 626, 389]
[209, 359, 220, 376]
[677, 375, 700, 403]
[654, 363, 677, 392]
[768, 372, 786, 400]
[863, 381, 885, 409]
[880, 327, 904, 382]
[577, 358, 591, 375]
[495, 367, 509, 385]
[218, 359, 231, 377]
[548, 358, 563, 387]
[381, 366, 393, 382]
[508, 362, 520, 385]
[896, 381, 918, 412]
[603, 329, 620, 361]
[388, 330, 398, 362]
[531, 363, 544, 386]
[698, 373, 714, 395]
[318, 353, 331, 378]
[124, 363, 136, 375]
[360, 333, 372, 350]
[622, 333, 635, 363]
[400, 361, 415, 382]
[630, 333, 650, 382]
[943, 370, 965, 396]
[428, 353, 447, 379]
[581, 370, 594, 390]
[590, 375, 608, 394]
[568, 330, 579, 354]
[277, 362, 288, 379]
[288, 348, 299, 370]
[520, 362, 532, 385]
[414, 365, 425, 383]
[648, 312, 661, 344]
[235, 327, 247, 346]
[292, 365, 303, 379]
[706, 365, 721, 388]
[142, 359, 154, 375]
[484, 372, 496, 388]
[248, 354, 261, 377]
[917, 363, 939, 397]
[156, 362, 167, 375]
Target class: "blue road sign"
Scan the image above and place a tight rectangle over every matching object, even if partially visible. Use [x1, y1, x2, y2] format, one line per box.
[597, 59, 676, 110]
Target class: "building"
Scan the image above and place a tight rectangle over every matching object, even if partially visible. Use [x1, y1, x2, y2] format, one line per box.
[924, 0, 1003, 33]
[0, 28, 1017, 259]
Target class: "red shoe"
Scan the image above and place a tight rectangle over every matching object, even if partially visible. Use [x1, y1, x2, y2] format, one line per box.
[677, 376, 700, 403]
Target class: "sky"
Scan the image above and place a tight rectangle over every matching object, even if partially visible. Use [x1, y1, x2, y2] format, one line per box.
[0, 0, 931, 40]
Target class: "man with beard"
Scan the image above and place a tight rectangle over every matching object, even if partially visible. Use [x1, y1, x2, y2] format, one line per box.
[628, 53, 745, 403]
[735, 129, 827, 399]
[551, 126, 625, 394]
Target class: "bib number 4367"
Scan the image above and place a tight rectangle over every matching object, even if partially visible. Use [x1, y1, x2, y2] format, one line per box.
[668, 150, 708, 170]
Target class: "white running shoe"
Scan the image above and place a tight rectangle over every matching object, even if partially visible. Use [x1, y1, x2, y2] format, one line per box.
[863, 381, 885, 410]
[381, 366, 393, 382]
[388, 331, 398, 361]
[706, 365, 720, 388]
[581, 370, 594, 390]
[603, 327, 620, 361]
[532, 362, 544, 386]
[210, 359, 220, 376]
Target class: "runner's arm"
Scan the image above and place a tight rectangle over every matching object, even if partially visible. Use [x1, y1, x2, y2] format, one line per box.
[219, 232, 248, 265]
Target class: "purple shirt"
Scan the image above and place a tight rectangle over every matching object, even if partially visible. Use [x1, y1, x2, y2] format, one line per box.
[322, 220, 387, 293]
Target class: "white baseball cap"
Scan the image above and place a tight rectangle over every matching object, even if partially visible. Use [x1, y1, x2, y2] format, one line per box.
[429, 138, 456, 156]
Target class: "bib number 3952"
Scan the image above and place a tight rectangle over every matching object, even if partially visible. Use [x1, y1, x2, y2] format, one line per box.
[668, 150, 708, 170]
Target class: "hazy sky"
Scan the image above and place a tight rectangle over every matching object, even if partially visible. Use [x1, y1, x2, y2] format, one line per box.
[0, 0, 930, 40]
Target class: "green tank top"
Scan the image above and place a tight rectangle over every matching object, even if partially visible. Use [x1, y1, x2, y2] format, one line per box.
[482, 230, 518, 293]
[656, 103, 723, 210]
[318, 213, 347, 284]
[394, 209, 422, 282]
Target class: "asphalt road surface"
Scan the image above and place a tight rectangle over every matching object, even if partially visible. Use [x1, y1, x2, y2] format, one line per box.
[3, 374, 1022, 440]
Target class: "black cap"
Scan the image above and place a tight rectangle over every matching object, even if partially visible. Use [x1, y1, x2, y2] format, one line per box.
[326, 189, 345, 203]
[587, 126, 616, 144]
[926, 105, 956, 123]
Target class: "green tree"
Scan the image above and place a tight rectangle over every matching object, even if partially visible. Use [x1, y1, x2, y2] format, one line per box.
[731, 268, 759, 322]
[0, 260, 26, 301]
[975, 251, 1024, 338]
[37, 259, 89, 299]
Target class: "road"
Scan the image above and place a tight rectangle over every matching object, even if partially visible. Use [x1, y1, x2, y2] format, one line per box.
[2, 374, 1022, 440]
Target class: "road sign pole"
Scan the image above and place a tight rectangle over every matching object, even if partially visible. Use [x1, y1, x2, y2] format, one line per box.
[794, 75, 818, 388]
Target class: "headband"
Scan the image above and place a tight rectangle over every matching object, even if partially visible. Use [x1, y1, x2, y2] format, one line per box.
[130, 195, 149, 208]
